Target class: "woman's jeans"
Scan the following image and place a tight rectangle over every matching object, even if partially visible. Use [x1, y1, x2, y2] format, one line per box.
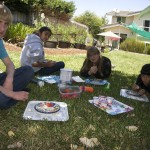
[37, 61, 65, 76]
[0, 66, 34, 109]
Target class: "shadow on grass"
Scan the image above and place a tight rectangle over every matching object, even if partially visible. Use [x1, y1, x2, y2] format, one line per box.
[0, 70, 150, 150]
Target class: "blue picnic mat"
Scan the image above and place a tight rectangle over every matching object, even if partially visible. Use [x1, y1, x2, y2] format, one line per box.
[37, 75, 60, 84]
[85, 79, 109, 85]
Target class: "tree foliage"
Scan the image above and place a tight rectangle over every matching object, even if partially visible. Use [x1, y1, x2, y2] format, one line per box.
[3, 0, 76, 18]
[74, 11, 106, 39]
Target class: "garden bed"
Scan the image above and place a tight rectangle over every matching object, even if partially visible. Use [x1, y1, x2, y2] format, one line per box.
[5, 42, 87, 55]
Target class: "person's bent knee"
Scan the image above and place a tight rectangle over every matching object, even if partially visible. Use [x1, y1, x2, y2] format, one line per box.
[58, 61, 65, 68]
[22, 66, 34, 78]
[23, 66, 34, 73]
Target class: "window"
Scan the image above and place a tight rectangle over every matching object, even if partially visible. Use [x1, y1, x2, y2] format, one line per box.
[120, 34, 127, 43]
[117, 17, 126, 23]
[144, 20, 150, 32]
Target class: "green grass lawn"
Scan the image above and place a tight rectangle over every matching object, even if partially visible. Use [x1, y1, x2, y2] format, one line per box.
[0, 49, 150, 150]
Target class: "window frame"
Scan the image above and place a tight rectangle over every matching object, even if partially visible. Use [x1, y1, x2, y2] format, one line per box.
[143, 20, 150, 32]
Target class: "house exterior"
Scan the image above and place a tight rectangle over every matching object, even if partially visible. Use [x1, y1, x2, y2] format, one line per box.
[101, 5, 150, 49]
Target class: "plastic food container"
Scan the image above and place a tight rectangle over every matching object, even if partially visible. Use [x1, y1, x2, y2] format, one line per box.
[60, 68, 73, 84]
[59, 86, 81, 99]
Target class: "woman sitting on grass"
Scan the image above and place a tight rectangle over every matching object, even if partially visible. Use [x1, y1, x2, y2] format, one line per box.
[80, 46, 111, 79]
[20, 26, 65, 76]
[132, 63, 150, 96]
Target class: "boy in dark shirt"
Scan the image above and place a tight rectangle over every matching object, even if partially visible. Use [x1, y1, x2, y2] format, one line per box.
[132, 64, 150, 96]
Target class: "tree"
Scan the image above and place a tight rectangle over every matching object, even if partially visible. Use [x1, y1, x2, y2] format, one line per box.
[74, 11, 107, 39]
[3, 0, 76, 19]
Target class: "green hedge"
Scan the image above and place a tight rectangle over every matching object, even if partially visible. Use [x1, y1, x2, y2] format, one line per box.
[120, 38, 150, 55]
[144, 45, 150, 54]
[5, 22, 88, 45]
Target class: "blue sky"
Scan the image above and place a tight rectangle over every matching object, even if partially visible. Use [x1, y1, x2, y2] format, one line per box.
[65, 0, 150, 17]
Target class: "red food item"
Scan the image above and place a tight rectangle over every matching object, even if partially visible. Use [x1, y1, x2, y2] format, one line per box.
[64, 89, 71, 93]
[60, 87, 81, 99]
[46, 102, 53, 107]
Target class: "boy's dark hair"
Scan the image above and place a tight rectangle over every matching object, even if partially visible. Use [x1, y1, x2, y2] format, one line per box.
[39, 26, 52, 35]
[141, 64, 150, 75]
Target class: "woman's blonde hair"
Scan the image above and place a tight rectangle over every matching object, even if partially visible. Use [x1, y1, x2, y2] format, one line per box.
[0, 3, 13, 24]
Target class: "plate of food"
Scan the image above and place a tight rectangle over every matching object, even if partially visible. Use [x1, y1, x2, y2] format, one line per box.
[34, 102, 60, 114]
[126, 90, 141, 97]
[89, 96, 134, 115]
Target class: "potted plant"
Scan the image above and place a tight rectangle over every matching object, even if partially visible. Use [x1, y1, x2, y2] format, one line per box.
[58, 33, 71, 48]
[74, 36, 86, 49]
[44, 41, 58, 48]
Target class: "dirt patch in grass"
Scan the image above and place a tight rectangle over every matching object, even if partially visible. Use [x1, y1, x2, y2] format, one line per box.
[5, 42, 87, 55]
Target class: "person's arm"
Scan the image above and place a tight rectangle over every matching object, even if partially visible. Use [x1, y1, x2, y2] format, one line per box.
[2, 56, 15, 90]
[132, 76, 150, 96]
[0, 85, 29, 101]
[100, 57, 111, 78]
[132, 83, 140, 91]
[0, 57, 29, 101]
[80, 60, 91, 77]
[32, 60, 56, 67]
[22, 37, 45, 68]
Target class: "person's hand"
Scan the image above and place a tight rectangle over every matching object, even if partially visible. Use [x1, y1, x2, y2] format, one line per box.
[46, 60, 56, 67]
[90, 66, 98, 74]
[11, 91, 29, 101]
[32, 60, 56, 67]
[132, 84, 140, 91]
[138, 89, 146, 96]
[32, 62, 38, 67]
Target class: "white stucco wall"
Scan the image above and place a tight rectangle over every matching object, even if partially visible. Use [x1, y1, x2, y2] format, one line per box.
[134, 13, 150, 28]
[105, 26, 133, 38]
[111, 15, 135, 24]
[125, 16, 134, 24]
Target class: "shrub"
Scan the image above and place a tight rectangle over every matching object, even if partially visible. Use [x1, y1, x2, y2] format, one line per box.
[144, 45, 150, 54]
[120, 38, 145, 54]
[5, 22, 87, 45]
[5, 23, 35, 43]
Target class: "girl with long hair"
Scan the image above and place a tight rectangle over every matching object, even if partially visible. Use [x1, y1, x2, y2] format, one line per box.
[80, 46, 111, 79]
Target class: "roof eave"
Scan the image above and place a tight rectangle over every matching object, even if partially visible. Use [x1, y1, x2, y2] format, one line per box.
[100, 23, 124, 29]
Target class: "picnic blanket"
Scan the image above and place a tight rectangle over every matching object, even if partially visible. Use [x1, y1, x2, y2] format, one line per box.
[37, 75, 109, 86]
[37, 75, 60, 84]
[85, 79, 109, 85]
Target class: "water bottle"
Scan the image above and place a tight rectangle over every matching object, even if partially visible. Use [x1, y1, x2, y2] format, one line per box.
[103, 82, 110, 90]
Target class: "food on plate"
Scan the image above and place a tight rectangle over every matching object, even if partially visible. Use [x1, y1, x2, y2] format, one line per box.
[126, 90, 141, 97]
[34, 102, 60, 113]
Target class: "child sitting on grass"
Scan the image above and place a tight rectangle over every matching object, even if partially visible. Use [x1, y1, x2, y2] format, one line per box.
[20, 26, 65, 76]
[132, 63, 150, 96]
[80, 46, 111, 79]
[0, 3, 34, 109]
